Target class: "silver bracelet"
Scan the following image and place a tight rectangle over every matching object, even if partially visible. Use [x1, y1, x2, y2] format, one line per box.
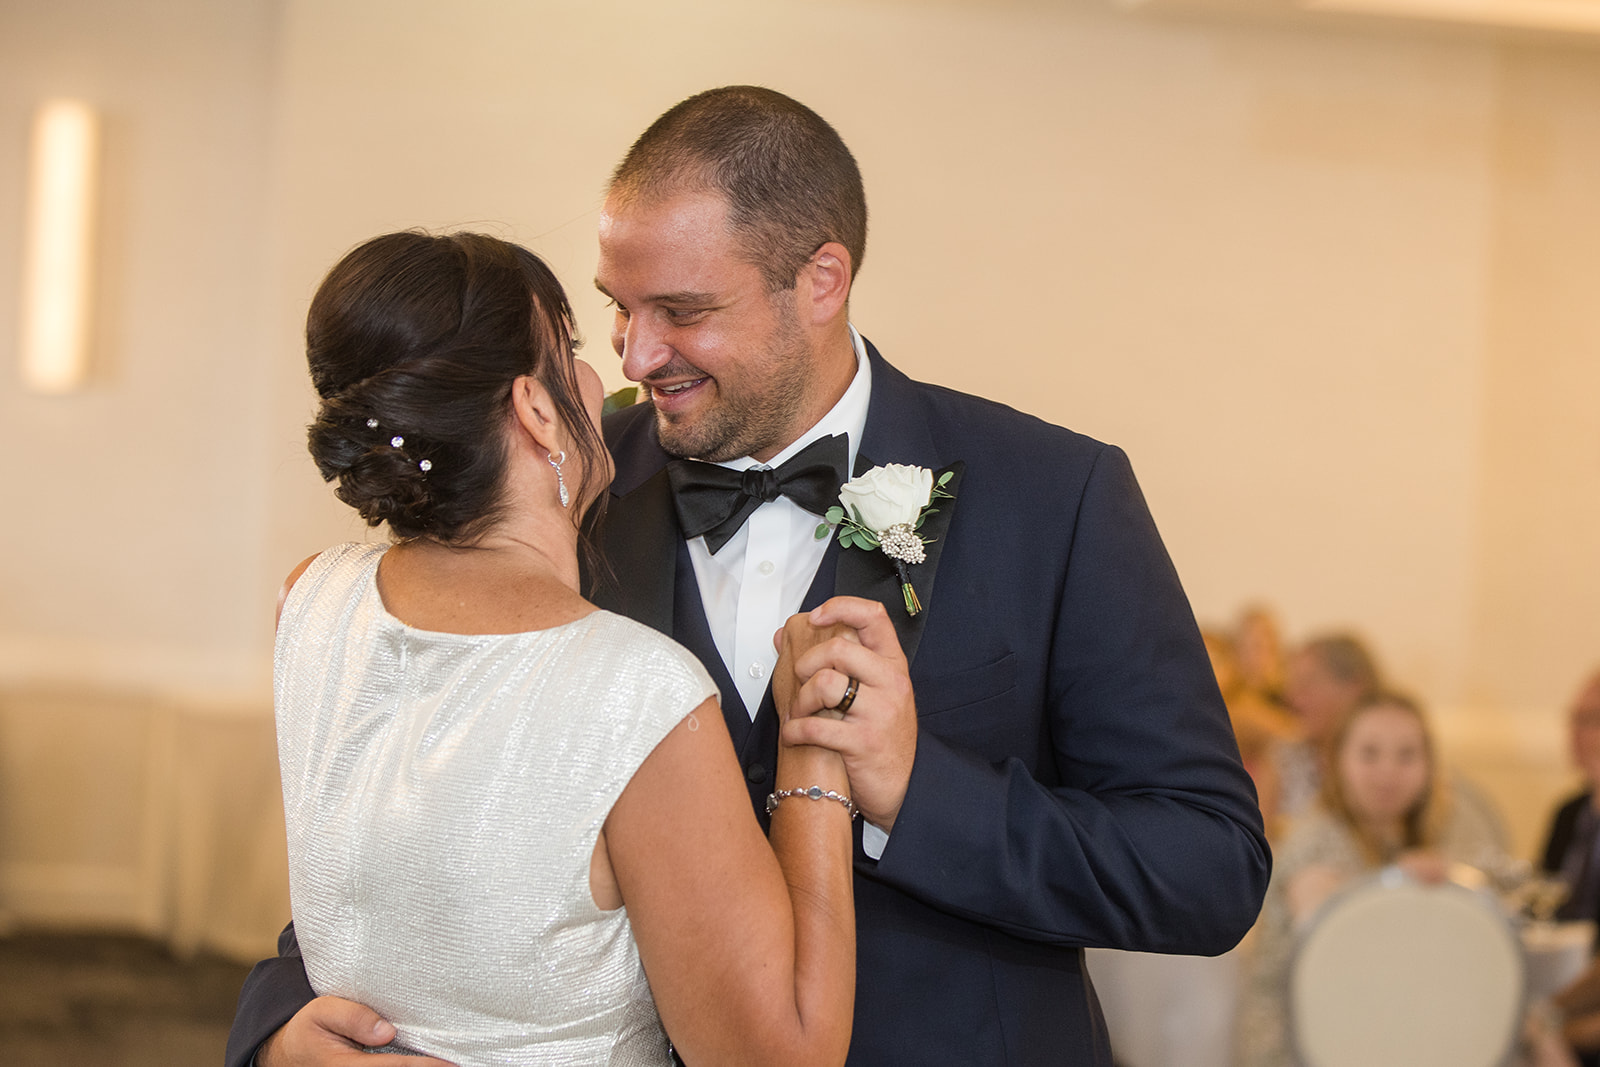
[767, 785, 859, 819]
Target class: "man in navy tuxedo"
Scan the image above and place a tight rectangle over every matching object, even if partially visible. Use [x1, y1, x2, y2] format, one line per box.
[229, 85, 1269, 1067]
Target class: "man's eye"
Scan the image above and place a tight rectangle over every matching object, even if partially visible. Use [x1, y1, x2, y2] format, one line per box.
[604, 298, 629, 319]
[666, 308, 707, 323]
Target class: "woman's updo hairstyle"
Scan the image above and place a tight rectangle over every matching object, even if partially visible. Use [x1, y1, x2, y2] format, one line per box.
[305, 231, 606, 543]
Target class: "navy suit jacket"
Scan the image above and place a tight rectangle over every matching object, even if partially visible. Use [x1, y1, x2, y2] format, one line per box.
[227, 342, 1269, 1067]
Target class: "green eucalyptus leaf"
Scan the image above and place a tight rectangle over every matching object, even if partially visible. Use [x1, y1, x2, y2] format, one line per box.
[600, 387, 639, 416]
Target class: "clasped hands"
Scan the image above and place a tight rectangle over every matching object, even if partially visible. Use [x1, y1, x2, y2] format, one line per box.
[771, 595, 918, 834]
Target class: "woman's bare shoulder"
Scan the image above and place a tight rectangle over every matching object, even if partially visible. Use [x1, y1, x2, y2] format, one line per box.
[276, 552, 325, 629]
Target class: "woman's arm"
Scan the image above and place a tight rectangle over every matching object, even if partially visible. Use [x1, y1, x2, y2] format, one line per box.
[602, 621, 856, 1066]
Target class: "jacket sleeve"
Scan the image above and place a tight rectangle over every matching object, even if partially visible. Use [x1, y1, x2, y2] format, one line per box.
[867, 444, 1271, 955]
[225, 921, 315, 1067]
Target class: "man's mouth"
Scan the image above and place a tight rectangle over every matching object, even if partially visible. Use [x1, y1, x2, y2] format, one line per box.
[650, 377, 710, 403]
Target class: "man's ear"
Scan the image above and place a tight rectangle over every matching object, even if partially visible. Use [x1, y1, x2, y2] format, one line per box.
[797, 241, 852, 327]
[509, 375, 564, 454]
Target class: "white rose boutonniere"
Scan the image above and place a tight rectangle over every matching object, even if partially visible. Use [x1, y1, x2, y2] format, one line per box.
[815, 463, 955, 616]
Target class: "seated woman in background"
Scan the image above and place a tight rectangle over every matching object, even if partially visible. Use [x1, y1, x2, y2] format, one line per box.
[268, 232, 856, 1066]
[1235, 691, 1472, 1067]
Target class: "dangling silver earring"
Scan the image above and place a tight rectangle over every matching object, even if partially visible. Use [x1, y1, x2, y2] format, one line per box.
[547, 450, 569, 508]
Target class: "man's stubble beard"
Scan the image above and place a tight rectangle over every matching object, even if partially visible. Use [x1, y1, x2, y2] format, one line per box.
[654, 307, 815, 463]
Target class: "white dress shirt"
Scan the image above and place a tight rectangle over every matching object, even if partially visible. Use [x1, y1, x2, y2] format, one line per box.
[687, 326, 870, 719]
[685, 326, 890, 856]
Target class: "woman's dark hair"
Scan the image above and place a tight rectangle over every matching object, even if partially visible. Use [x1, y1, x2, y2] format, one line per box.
[304, 231, 606, 544]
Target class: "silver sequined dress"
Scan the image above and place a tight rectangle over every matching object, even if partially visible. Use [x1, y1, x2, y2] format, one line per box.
[274, 542, 717, 1066]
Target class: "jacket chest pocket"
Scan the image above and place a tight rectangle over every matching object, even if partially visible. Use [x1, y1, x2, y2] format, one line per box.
[916, 651, 1017, 719]
[914, 652, 1037, 765]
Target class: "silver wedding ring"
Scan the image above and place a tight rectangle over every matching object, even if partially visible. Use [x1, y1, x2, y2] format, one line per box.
[831, 676, 859, 715]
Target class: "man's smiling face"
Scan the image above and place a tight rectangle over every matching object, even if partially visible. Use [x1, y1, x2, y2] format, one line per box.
[594, 189, 816, 464]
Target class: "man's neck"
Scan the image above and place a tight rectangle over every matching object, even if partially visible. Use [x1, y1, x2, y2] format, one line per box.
[745, 325, 870, 472]
[759, 320, 855, 456]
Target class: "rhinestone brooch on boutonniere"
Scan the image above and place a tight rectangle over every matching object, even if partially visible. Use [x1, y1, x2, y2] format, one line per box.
[815, 463, 955, 616]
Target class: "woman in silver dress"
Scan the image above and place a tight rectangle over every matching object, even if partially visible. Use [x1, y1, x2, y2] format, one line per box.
[271, 231, 856, 1066]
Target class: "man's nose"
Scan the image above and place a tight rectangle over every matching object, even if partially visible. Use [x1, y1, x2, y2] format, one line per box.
[616, 313, 672, 383]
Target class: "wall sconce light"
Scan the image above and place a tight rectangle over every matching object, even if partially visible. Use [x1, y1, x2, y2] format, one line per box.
[19, 99, 100, 394]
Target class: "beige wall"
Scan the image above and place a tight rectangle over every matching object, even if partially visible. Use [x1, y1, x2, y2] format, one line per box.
[0, 0, 281, 697]
[1, 0, 1596, 956]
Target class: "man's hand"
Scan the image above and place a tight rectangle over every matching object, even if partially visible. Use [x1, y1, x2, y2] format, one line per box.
[779, 596, 917, 832]
[258, 997, 456, 1067]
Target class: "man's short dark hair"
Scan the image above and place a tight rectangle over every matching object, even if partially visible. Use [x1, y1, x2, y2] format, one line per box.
[610, 85, 868, 293]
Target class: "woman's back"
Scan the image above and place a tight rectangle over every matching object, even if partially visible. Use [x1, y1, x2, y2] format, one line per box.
[276, 542, 716, 1065]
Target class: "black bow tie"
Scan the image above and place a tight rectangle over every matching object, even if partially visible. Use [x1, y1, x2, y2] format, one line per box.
[666, 434, 849, 554]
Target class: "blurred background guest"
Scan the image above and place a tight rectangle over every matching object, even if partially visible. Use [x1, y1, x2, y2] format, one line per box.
[1234, 605, 1290, 710]
[1272, 633, 1383, 822]
[1205, 627, 1299, 837]
[1268, 630, 1509, 860]
[1236, 691, 1482, 1067]
[1541, 669, 1600, 922]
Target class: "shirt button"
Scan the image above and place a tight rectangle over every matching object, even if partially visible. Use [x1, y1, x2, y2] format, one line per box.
[748, 662, 766, 679]
[758, 560, 775, 576]
[745, 763, 768, 784]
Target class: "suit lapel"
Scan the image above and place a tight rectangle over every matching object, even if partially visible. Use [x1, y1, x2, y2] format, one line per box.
[589, 466, 677, 636]
[830, 344, 964, 669]
[832, 457, 963, 668]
